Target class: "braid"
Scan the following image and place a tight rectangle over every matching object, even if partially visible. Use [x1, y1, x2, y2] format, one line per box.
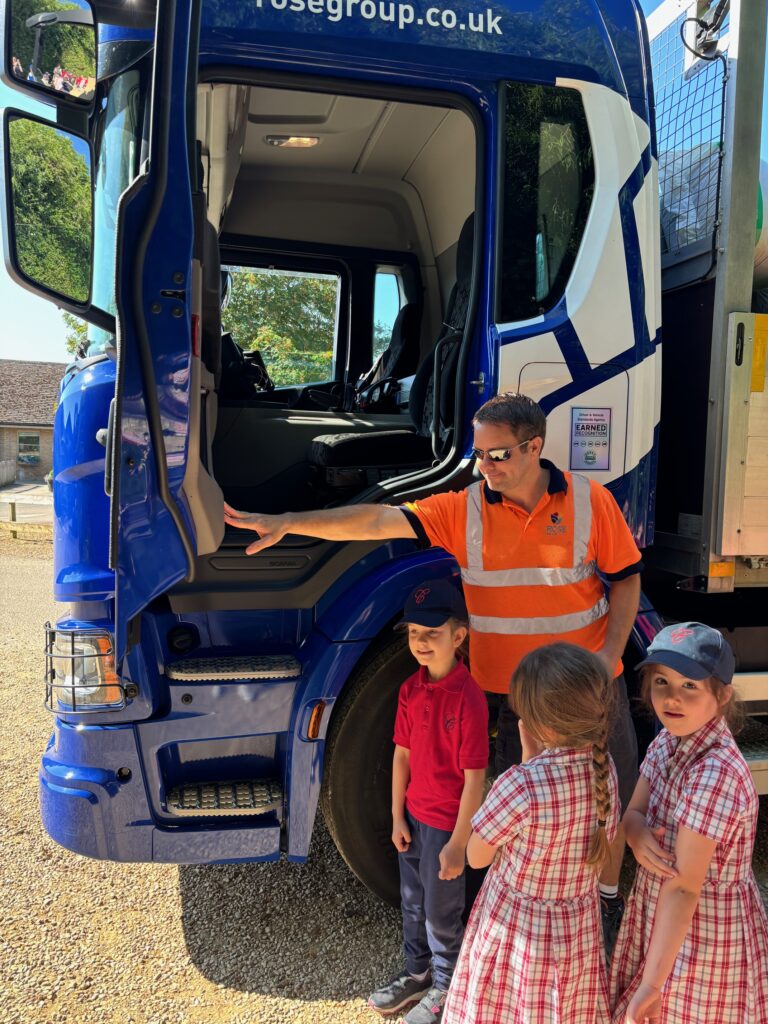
[585, 725, 612, 872]
[510, 642, 616, 873]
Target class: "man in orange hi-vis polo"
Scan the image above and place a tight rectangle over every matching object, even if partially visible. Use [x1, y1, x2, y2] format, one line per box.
[224, 393, 642, 953]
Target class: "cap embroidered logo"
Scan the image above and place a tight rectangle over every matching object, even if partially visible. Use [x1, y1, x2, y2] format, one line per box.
[669, 627, 695, 644]
[414, 588, 431, 605]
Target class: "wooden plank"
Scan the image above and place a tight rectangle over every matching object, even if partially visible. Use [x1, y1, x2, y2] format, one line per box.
[744, 464, 768, 496]
[746, 435, 768, 466]
[733, 673, 768, 703]
[737, 526, 768, 553]
[741, 496, 768, 525]
[750, 764, 768, 796]
[748, 392, 768, 436]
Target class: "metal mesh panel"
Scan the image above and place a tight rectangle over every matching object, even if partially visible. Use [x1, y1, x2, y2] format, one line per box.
[651, 13, 729, 258]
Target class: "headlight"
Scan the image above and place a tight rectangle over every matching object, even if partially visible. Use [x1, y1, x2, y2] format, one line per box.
[45, 625, 124, 713]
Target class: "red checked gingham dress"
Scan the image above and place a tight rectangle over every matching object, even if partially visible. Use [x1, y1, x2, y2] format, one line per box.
[610, 717, 768, 1023]
[443, 747, 619, 1024]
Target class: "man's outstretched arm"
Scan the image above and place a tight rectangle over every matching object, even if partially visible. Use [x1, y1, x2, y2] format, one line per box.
[223, 502, 417, 555]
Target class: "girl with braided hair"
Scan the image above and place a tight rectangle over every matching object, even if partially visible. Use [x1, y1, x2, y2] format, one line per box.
[442, 643, 618, 1024]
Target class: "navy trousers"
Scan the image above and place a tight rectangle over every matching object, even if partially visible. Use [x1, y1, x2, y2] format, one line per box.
[399, 810, 466, 991]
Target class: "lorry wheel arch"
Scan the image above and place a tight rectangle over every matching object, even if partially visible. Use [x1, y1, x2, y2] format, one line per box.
[320, 632, 415, 906]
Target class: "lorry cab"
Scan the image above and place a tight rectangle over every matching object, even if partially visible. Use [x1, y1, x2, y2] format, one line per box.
[0, 0, 677, 898]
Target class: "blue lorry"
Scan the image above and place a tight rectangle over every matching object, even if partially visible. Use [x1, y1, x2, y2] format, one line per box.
[1, 0, 766, 902]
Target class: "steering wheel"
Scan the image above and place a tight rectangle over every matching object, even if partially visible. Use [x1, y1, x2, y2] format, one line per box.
[243, 350, 276, 392]
[355, 376, 399, 412]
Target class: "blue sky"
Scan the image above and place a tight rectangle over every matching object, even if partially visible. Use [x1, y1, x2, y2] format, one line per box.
[0, 0, 758, 364]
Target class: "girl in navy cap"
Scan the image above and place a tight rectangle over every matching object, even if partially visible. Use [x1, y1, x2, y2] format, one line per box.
[610, 622, 768, 1024]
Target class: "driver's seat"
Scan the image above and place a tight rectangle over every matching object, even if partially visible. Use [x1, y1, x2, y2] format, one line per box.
[356, 302, 421, 395]
[307, 213, 474, 489]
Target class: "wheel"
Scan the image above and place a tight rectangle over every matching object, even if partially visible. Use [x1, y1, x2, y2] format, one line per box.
[320, 633, 416, 905]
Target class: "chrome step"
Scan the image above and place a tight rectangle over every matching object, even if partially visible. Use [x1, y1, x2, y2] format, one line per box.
[166, 779, 283, 817]
[166, 655, 300, 682]
[739, 719, 768, 796]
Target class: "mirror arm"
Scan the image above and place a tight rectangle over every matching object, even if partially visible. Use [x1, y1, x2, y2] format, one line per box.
[54, 297, 115, 335]
[55, 105, 89, 137]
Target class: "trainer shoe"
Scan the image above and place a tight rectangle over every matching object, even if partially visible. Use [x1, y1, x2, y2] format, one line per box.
[600, 893, 625, 963]
[368, 970, 431, 1015]
[402, 986, 448, 1024]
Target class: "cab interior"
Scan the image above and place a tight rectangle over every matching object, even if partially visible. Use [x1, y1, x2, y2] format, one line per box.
[193, 81, 478, 520]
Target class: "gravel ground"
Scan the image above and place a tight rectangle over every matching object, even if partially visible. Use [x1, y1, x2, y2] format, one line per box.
[1, 538, 766, 1024]
[0, 539, 401, 1024]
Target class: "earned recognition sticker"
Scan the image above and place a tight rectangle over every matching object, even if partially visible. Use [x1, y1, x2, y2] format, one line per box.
[570, 407, 611, 470]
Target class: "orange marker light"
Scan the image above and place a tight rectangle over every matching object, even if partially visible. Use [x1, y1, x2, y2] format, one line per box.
[307, 701, 327, 740]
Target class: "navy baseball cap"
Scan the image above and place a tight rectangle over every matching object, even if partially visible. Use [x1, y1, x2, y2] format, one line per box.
[637, 622, 735, 685]
[400, 580, 468, 628]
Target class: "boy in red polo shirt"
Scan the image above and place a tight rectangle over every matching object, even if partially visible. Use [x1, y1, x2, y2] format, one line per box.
[368, 580, 488, 1024]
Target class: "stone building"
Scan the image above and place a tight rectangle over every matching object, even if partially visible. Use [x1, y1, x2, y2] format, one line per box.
[0, 359, 66, 484]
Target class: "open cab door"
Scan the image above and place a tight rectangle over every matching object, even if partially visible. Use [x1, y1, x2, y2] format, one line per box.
[0, 0, 221, 664]
[106, 0, 224, 662]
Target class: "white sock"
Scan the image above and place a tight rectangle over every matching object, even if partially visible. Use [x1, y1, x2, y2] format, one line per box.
[600, 883, 619, 900]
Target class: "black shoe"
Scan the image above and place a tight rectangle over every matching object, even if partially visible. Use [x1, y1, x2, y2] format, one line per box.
[368, 971, 432, 1015]
[600, 893, 625, 963]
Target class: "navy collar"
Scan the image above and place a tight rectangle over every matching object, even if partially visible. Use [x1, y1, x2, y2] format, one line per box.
[482, 458, 567, 505]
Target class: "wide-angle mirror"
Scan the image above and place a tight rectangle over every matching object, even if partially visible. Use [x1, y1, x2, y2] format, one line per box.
[8, 0, 95, 105]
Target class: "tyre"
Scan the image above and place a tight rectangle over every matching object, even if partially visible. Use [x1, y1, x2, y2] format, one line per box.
[320, 633, 416, 905]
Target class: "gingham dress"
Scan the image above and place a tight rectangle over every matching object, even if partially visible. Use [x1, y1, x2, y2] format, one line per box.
[610, 717, 768, 1023]
[443, 747, 619, 1024]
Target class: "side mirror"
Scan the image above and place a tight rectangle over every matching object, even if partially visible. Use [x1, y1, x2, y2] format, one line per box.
[7, 0, 95, 107]
[4, 113, 92, 304]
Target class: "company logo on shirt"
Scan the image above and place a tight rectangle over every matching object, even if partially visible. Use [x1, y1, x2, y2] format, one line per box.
[547, 512, 567, 536]
[444, 714, 456, 732]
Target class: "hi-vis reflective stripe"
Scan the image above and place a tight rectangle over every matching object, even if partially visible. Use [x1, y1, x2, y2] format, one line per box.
[461, 473, 606, 636]
[460, 560, 597, 588]
[471, 598, 609, 635]
[461, 475, 594, 587]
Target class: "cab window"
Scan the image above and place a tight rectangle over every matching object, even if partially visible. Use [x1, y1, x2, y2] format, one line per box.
[221, 264, 341, 386]
[498, 82, 594, 322]
[373, 269, 403, 363]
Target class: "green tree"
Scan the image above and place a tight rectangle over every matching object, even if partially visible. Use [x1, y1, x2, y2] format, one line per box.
[62, 311, 87, 354]
[222, 268, 337, 386]
[8, 118, 91, 302]
[373, 319, 391, 359]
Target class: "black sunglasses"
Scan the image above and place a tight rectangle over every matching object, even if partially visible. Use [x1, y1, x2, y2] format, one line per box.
[472, 437, 536, 462]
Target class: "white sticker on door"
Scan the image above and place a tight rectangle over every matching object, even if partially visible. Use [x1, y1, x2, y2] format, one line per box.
[570, 407, 611, 471]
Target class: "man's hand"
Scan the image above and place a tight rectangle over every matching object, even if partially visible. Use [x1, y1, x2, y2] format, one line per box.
[223, 503, 290, 554]
[392, 817, 411, 853]
[518, 719, 544, 762]
[594, 647, 618, 677]
[627, 824, 677, 879]
[438, 840, 465, 880]
[626, 981, 662, 1024]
